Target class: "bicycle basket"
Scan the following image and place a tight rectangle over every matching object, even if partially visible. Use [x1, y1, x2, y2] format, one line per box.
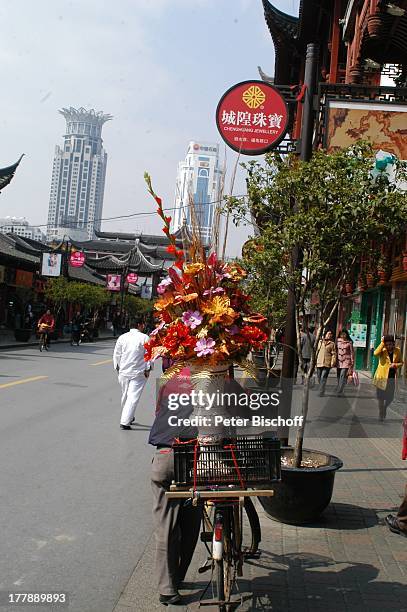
[173, 435, 281, 487]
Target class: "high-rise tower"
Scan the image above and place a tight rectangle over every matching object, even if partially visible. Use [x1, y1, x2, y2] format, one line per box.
[47, 107, 112, 242]
[171, 141, 224, 246]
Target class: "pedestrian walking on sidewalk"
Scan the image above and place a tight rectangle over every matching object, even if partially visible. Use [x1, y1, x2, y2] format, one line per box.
[385, 486, 407, 537]
[336, 329, 354, 396]
[300, 325, 315, 383]
[316, 330, 336, 397]
[113, 317, 151, 430]
[373, 335, 403, 421]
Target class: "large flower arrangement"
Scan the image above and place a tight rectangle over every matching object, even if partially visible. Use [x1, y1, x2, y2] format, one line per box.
[143, 174, 269, 370]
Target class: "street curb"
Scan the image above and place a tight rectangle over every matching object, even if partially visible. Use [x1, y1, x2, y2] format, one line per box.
[0, 335, 116, 351]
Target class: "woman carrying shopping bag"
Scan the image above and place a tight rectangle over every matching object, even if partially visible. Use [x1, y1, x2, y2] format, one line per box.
[373, 335, 403, 421]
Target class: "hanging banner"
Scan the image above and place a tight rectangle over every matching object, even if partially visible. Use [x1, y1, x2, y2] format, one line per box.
[126, 273, 139, 284]
[216, 80, 289, 155]
[15, 270, 34, 288]
[69, 251, 86, 268]
[41, 253, 62, 277]
[106, 274, 121, 291]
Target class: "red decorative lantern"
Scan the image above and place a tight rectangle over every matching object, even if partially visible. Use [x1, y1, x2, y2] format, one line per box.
[69, 251, 86, 268]
[126, 273, 139, 284]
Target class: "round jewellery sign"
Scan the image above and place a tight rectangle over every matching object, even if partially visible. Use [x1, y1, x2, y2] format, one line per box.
[69, 251, 86, 268]
[216, 80, 289, 155]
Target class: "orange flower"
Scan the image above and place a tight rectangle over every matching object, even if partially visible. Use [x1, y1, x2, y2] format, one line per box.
[243, 313, 267, 325]
[174, 292, 198, 305]
[183, 262, 205, 275]
[201, 296, 236, 326]
[154, 293, 175, 311]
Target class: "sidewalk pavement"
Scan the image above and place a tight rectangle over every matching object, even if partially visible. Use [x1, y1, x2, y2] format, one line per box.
[113, 380, 407, 612]
[0, 328, 116, 350]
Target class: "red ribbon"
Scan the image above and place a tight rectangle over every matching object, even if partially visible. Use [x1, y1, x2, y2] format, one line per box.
[224, 444, 246, 490]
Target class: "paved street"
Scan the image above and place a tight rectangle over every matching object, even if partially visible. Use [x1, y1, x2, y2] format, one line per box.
[1, 346, 406, 611]
[0, 340, 156, 612]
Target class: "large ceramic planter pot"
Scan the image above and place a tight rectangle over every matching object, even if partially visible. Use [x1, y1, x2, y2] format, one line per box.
[14, 329, 32, 342]
[258, 447, 343, 525]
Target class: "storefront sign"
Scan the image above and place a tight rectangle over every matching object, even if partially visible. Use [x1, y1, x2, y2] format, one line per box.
[350, 323, 368, 348]
[41, 252, 62, 277]
[106, 274, 121, 291]
[69, 251, 86, 268]
[126, 273, 139, 284]
[15, 269, 34, 288]
[216, 80, 289, 155]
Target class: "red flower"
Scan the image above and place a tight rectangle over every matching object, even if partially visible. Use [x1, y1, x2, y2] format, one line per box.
[155, 196, 162, 206]
[240, 325, 267, 348]
[174, 259, 184, 270]
[165, 216, 172, 224]
[162, 322, 196, 355]
[166, 245, 177, 254]
[163, 227, 170, 235]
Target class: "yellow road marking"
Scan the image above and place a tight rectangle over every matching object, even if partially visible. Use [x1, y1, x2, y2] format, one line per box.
[0, 375, 48, 390]
[90, 359, 111, 366]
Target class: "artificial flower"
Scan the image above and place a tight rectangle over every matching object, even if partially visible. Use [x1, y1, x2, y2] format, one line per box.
[203, 287, 225, 297]
[194, 337, 216, 357]
[183, 262, 205, 275]
[154, 293, 175, 311]
[174, 292, 199, 305]
[150, 321, 165, 336]
[157, 277, 173, 294]
[182, 310, 203, 329]
[240, 325, 268, 347]
[201, 296, 236, 326]
[243, 313, 267, 325]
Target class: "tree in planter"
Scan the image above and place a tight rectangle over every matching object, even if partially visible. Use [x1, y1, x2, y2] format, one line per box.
[227, 142, 407, 467]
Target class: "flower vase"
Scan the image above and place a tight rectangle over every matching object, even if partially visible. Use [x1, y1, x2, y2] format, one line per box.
[188, 362, 234, 445]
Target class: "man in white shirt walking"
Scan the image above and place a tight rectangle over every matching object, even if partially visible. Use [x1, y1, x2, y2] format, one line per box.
[113, 317, 151, 430]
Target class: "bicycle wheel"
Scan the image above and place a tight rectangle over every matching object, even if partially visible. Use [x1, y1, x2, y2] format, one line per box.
[215, 509, 233, 612]
[242, 497, 261, 557]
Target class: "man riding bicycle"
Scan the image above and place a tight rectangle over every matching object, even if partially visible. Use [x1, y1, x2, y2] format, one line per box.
[37, 309, 55, 350]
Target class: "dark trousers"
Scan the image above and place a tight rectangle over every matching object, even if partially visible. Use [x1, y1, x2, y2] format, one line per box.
[317, 367, 330, 394]
[397, 484, 407, 533]
[336, 368, 349, 394]
[151, 449, 202, 596]
[376, 379, 396, 420]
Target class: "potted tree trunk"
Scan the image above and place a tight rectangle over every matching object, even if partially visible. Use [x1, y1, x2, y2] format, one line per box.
[229, 142, 407, 524]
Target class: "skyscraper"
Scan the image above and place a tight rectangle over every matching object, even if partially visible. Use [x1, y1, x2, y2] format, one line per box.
[172, 141, 224, 246]
[47, 107, 112, 242]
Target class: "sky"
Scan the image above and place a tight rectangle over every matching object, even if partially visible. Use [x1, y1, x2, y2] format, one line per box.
[0, 0, 299, 256]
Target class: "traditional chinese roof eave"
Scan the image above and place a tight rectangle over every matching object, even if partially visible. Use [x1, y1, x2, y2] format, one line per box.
[85, 245, 164, 275]
[0, 234, 40, 269]
[0, 155, 24, 191]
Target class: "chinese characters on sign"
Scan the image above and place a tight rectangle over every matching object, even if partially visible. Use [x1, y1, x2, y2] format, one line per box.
[126, 273, 139, 284]
[216, 80, 289, 155]
[69, 251, 86, 268]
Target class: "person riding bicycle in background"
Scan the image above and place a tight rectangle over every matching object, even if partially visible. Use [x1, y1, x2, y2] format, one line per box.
[37, 309, 55, 349]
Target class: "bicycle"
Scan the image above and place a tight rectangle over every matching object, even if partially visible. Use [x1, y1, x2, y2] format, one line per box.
[38, 331, 49, 352]
[167, 435, 281, 611]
